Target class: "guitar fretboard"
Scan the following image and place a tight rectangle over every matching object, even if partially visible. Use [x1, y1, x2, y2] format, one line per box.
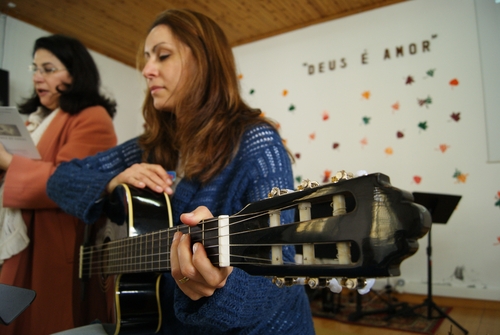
[82, 225, 205, 277]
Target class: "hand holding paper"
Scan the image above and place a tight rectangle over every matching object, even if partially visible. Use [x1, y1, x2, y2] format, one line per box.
[0, 142, 13, 170]
[0, 107, 41, 160]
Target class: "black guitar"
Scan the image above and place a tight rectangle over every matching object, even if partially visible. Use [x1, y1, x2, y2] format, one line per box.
[80, 172, 431, 335]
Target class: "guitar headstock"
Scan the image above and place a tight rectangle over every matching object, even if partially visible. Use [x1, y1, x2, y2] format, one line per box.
[213, 171, 431, 292]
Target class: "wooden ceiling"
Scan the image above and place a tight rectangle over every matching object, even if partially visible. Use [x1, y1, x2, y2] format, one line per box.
[1, 0, 405, 68]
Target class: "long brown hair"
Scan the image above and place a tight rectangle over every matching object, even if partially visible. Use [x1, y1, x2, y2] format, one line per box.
[138, 9, 280, 184]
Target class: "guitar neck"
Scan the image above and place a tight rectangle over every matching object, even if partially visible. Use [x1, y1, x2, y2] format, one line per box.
[82, 224, 208, 277]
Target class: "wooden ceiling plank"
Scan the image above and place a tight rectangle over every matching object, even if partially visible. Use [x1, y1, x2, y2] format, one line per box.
[211, 1, 281, 38]
[0, 0, 407, 67]
[231, 0, 405, 46]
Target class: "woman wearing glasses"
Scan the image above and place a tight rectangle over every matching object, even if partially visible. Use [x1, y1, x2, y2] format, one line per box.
[0, 35, 117, 335]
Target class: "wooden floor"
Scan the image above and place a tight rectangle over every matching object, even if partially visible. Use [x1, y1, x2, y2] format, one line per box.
[313, 292, 500, 335]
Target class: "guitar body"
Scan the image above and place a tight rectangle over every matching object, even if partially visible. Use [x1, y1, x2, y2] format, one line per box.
[104, 183, 173, 235]
[87, 185, 172, 335]
[113, 273, 162, 335]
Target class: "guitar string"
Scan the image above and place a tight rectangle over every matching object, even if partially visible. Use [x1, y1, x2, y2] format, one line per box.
[81, 203, 304, 275]
[82, 232, 296, 274]
[83, 252, 298, 275]
[83, 206, 340, 272]
[86, 253, 299, 275]
[81, 202, 296, 258]
[81, 212, 254, 266]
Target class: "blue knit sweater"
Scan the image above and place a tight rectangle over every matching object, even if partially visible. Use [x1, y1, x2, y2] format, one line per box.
[47, 124, 315, 335]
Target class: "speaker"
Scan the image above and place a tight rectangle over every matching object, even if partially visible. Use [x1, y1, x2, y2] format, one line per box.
[0, 69, 9, 106]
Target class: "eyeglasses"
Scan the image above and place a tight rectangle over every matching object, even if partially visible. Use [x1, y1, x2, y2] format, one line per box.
[28, 64, 67, 76]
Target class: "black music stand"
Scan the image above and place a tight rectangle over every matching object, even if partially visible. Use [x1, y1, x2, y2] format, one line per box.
[0, 284, 36, 325]
[411, 192, 468, 334]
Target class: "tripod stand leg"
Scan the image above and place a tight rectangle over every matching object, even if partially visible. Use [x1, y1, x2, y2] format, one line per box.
[412, 229, 468, 335]
[347, 286, 408, 322]
[428, 301, 468, 335]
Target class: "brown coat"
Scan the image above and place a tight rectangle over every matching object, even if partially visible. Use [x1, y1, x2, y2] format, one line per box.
[0, 106, 117, 335]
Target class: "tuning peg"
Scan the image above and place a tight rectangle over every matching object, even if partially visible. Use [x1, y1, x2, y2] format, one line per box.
[271, 277, 301, 288]
[267, 187, 294, 198]
[357, 278, 376, 295]
[302, 277, 341, 293]
[339, 277, 358, 289]
[326, 278, 343, 293]
[297, 179, 319, 190]
[269, 276, 374, 295]
[268, 187, 281, 198]
[271, 277, 286, 288]
[338, 277, 374, 293]
[330, 170, 354, 183]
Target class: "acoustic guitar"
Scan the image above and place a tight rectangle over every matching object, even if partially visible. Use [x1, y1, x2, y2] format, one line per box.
[80, 171, 431, 335]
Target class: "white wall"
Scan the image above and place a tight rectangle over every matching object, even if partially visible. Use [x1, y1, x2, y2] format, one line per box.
[0, 15, 144, 144]
[233, 0, 500, 301]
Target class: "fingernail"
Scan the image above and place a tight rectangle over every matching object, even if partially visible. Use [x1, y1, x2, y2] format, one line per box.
[181, 234, 187, 241]
[173, 232, 181, 241]
[193, 243, 199, 253]
[167, 171, 176, 181]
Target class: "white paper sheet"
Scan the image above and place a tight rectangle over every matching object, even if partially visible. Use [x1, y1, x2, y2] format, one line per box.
[0, 107, 41, 160]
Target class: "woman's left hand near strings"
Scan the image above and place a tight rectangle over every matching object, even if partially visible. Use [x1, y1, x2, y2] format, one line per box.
[171, 206, 233, 300]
